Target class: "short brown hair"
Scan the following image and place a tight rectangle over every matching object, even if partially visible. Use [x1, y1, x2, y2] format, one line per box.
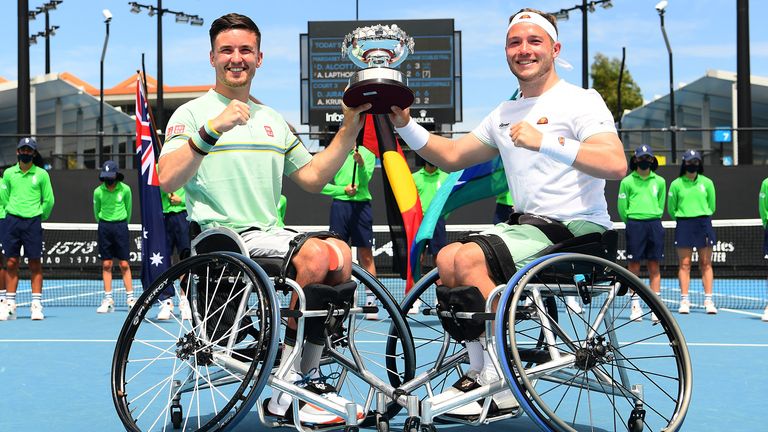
[508, 8, 559, 36]
[209, 13, 261, 49]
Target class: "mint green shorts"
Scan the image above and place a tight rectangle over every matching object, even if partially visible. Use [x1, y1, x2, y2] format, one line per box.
[480, 220, 607, 271]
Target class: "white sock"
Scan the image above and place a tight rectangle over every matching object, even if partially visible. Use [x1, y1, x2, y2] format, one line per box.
[300, 342, 324, 377]
[465, 339, 485, 373]
[278, 342, 301, 374]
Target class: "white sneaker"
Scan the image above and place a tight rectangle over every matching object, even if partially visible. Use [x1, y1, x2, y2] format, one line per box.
[157, 300, 174, 320]
[630, 302, 643, 322]
[566, 296, 583, 314]
[477, 365, 519, 414]
[678, 299, 690, 314]
[126, 296, 136, 310]
[761, 306, 768, 322]
[407, 299, 422, 315]
[30, 302, 45, 320]
[364, 296, 379, 320]
[704, 299, 718, 315]
[266, 370, 365, 425]
[651, 312, 660, 323]
[179, 296, 192, 320]
[97, 297, 115, 314]
[0, 300, 16, 321]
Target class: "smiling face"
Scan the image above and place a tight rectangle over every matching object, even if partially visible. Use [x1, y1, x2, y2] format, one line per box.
[210, 28, 262, 93]
[505, 22, 560, 92]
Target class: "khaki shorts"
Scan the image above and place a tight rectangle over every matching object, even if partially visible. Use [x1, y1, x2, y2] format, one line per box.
[480, 219, 606, 271]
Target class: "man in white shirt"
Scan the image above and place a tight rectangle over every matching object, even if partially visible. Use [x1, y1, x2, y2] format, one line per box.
[389, 7, 626, 418]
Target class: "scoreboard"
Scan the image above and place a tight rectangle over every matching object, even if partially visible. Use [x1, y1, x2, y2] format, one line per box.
[301, 19, 462, 130]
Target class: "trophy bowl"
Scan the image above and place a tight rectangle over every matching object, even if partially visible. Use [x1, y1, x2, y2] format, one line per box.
[341, 24, 415, 114]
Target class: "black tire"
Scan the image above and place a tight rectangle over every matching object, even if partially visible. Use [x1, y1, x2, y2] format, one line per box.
[302, 264, 416, 424]
[111, 252, 280, 432]
[496, 253, 692, 432]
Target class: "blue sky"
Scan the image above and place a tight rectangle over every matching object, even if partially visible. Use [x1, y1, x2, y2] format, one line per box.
[3, 0, 767, 133]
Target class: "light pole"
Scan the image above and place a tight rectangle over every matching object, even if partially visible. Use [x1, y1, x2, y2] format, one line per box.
[99, 9, 112, 167]
[128, 1, 204, 134]
[655, 0, 677, 163]
[29, 0, 63, 74]
[548, 0, 613, 89]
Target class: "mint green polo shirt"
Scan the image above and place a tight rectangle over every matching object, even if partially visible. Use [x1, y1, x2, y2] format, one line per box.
[1, 163, 55, 220]
[617, 171, 666, 222]
[667, 174, 716, 219]
[93, 182, 132, 222]
[321, 147, 376, 202]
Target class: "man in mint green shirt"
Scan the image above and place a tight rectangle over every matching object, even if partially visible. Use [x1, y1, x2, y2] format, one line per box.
[157, 13, 370, 424]
[759, 177, 768, 321]
[321, 146, 377, 276]
[668, 149, 717, 315]
[618, 145, 666, 322]
[0, 138, 55, 321]
[93, 160, 134, 313]
[412, 159, 448, 258]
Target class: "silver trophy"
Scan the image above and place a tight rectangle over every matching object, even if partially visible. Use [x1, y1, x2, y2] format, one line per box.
[341, 24, 415, 114]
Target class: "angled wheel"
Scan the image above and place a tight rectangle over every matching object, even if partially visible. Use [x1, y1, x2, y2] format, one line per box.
[295, 264, 415, 424]
[496, 253, 692, 432]
[112, 252, 280, 431]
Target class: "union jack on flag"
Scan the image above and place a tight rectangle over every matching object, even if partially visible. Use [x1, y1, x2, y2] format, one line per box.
[135, 77, 170, 294]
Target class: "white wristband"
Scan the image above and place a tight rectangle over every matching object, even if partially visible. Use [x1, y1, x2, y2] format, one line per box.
[395, 118, 430, 151]
[539, 133, 580, 166]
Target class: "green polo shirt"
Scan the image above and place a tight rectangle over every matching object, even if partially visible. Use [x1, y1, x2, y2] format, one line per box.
[93, 182, 132, 223]
[617, 171, 666, 222]
[667, 174, 716, 220]
[321, 147, 376, 202]
[1, 163, 55, 220]
[759, 178, 768, 228]
[161, 187, 187, 214]
[412, 167, 448, 212]
[160, 89, 311, 233]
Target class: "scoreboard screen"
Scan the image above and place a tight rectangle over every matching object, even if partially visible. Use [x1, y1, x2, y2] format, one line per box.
[301, 19, 461, 129]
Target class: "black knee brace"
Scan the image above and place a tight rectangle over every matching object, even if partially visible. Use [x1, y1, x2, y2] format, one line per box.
[435, 285, 486, 342]
[302, 281, 357, 345]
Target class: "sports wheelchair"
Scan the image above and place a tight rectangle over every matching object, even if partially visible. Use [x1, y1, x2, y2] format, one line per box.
[110, 227, 692, 432]
[111, 227, 416, 432]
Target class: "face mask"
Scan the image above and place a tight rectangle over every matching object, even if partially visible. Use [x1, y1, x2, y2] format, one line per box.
[684, 164, 698, 173]
[637, 160, 652, 170]
[105, 179, 116, 186]
[18, 153, 33, 163]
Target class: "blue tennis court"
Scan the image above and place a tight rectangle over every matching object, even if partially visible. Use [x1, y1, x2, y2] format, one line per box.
[1, 282, 766, 431]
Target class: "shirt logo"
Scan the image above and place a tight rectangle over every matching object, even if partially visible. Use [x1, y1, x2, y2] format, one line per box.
[537, 117, 549, 125]
[498, 121, 510, 128]
[264, 125, 274, 137]
[174, 125, 185, 134]
[558, 136, 565, 145]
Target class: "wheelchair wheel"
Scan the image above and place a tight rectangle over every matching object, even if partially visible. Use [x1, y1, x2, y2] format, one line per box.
[112, 252, 280, 432]
[387, 269, 471, 405]
[294, 264, 416, 424]
[496, 253, 692, 432]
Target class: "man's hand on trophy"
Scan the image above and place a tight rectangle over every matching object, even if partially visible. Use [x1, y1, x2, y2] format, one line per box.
[388, 105, 411, 128]
[340, 101, 372, 133]
[211, 100, 251, 133]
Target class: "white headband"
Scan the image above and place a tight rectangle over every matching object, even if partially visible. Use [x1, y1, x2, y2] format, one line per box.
[507, 11, 558, 42]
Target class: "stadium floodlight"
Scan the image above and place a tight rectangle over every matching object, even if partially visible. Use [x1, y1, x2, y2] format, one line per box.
[554, 10, 569, 21]
[601, 0, 613, 9]
[129, 2, 141, 13]
[147, 6, 156, 17]
[189, 15, 204, 26]
[175, 13, 189, 23]
[49, 25, 59, 35]
[29, 34, 38, 45]
[655, 1, 668, 12]
[102, 9, 112, 22]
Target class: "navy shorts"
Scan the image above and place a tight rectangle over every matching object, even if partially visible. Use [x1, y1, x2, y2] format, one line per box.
[164, 211, 191, 258]
[98, 220, 130, 261]
[3, 214, 43, 259]
[674, 216, 716, 249]
[0, 217, 5, 254]
[425, 217, 447, 256]
[329, 200, 373, 248]
[763, 227, 768, 259]
[625, 219, 664, 261]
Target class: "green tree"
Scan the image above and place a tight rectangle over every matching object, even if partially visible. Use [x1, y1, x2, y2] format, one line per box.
[590, 52, 643, 123]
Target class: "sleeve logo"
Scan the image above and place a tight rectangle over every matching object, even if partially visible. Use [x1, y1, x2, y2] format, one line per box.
[264, 125, 274, 137]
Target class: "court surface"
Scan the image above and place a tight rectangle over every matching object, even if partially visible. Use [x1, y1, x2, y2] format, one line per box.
[0, 299, 766, 431]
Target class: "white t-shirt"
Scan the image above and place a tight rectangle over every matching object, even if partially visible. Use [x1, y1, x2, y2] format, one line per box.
[472, 80, 617, 228]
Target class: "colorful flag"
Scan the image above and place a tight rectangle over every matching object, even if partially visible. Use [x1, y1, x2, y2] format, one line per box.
[364, 114, 422, 290]
[410, 156, 508, 281]
[135, 77, 170, 294]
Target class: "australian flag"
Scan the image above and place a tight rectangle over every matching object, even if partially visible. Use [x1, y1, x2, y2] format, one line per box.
[135, 77, 169, 293]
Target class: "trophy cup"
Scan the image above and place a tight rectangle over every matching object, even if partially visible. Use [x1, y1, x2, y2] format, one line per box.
[341, 24, 415, 114]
